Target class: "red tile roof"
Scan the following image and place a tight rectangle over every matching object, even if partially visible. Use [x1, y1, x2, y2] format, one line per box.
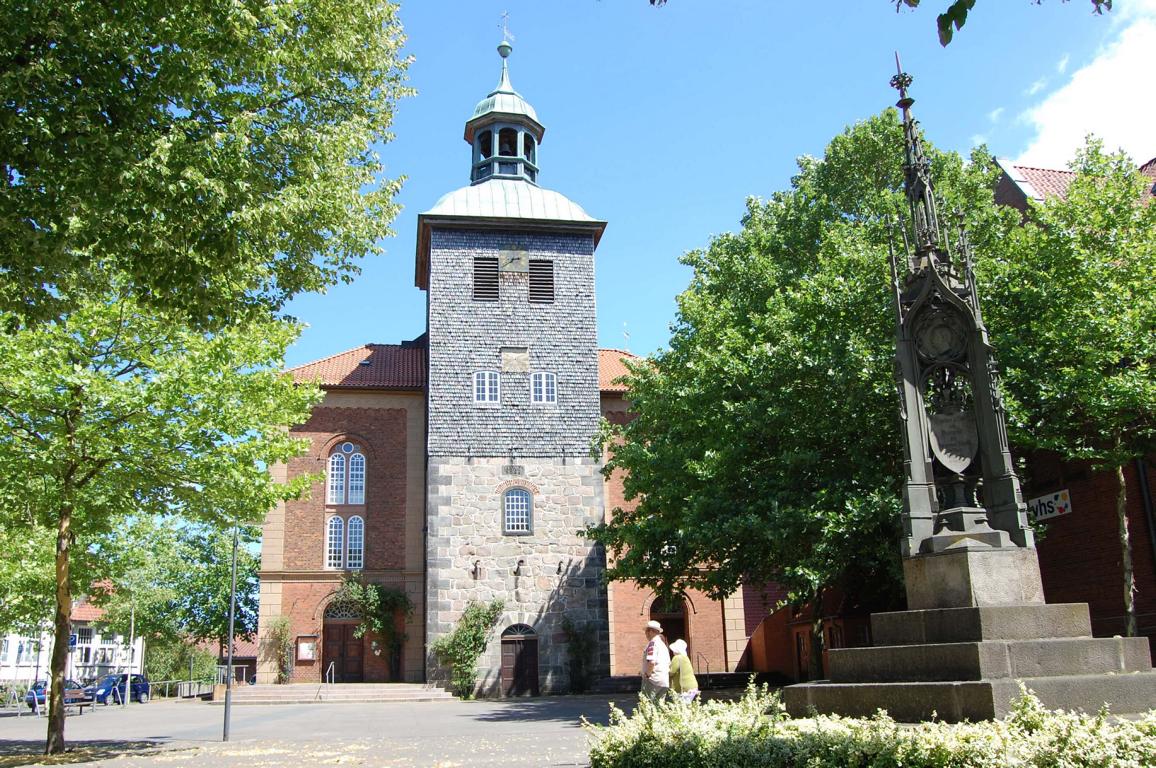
[198, 637, 259, 658]
[1005, 157, 1156, 204]
[599, 349, 638, 393]
[289, 343, 427, 390]
[71, 596, 105, 622]
[291, 344, 640, 394]
[1013, 165, 1076, 201]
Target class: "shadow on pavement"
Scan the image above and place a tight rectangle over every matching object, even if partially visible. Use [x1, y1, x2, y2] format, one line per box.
[468, 695, 638, 727]
[0, 740, 173, 767]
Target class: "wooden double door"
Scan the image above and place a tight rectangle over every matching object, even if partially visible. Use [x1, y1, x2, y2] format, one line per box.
[500, 634, 539, 697]
[322, 621, 364, 683]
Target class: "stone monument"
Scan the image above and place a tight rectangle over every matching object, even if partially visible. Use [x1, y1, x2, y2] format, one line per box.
[784, 66, 1156, 721]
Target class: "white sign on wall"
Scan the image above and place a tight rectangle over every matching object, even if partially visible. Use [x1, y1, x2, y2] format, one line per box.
[1027, 489, 1073, 521]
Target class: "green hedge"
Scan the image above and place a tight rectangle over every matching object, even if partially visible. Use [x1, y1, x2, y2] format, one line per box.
[585, 683, 1156, 768]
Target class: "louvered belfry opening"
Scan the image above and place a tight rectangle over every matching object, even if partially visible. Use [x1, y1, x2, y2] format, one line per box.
[473, 256, 499, 300]
[528, 259, 554, 303]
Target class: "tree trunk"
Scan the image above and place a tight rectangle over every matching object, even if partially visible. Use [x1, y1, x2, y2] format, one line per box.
[808, 589, 825, 681]
[1115, 463, 1137, 637]
[45, 499, 72, 754]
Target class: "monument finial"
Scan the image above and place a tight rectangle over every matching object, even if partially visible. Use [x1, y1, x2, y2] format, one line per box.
[890, 58, 941, 259]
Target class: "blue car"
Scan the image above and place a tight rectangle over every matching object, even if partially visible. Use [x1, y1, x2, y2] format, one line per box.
[84, 673, 151, 704]
[24, 680, 88, 710]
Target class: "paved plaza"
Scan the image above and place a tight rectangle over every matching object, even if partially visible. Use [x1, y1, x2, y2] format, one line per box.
[0, 695, 636, 767]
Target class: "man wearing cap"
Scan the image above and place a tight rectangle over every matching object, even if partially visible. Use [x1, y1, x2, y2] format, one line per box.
[640, 619, 670, 700]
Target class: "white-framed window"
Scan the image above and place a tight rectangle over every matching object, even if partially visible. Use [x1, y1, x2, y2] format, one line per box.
[326, 515, 345, 569]
[348, 453, 366, 505]
[474, 371, 500, 404]
[0, 638, 9, 663]
[327, 453, 345, 504]
[503, 488, 533, 535]
[531, 372, 557, 404]
[347, 516, 365, 571]
[326, 442, 366, 505]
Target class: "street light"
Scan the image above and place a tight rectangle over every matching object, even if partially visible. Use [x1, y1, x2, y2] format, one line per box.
[222, 522, 239, 742]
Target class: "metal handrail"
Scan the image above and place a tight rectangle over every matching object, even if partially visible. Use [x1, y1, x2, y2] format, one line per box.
[695, 652, 711, 682]
[315, 661, 336, 701]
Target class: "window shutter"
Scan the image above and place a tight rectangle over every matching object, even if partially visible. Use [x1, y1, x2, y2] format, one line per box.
[473, 257, 499, 301]
[528, 260, 554, 303]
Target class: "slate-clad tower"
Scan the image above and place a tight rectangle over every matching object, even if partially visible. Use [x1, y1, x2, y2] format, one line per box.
[416, 41, 610, 695]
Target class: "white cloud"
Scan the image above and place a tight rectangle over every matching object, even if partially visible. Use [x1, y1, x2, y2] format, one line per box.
[1017, 4, 1156, 167]
[1025, 78, 1047, 96]
[1056, 53, 1070, 74]
[971, 134, 988, 147]
[987, 107, 1004, 123]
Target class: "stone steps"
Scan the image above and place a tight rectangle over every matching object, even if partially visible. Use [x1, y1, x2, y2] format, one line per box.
[829, 636, 1152, 683]
[212, 683, 456, 706]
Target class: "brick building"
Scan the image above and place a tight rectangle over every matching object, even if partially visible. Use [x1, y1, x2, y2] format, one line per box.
[255, 41, 754, 694]
[994, 158, 1156, 652]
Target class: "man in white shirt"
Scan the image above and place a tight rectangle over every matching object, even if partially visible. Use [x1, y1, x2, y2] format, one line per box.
[640, 619, 670, 700]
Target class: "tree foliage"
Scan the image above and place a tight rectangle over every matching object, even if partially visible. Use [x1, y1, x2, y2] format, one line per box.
[430, 599, 504, 699]
[982, 140, 1156, 634]
[588, 111, 1011, 610]
[332, 575, 413, 667]
[93, 519, 262, 652]
[0, 0, 411, 327]
[647, 1, 1111, 46]
[0, 288, 318, 752]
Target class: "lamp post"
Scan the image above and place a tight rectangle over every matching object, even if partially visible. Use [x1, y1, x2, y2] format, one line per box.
[222, 522, 239, 742]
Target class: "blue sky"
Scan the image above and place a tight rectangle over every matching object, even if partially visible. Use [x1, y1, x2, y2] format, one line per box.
[283, 1, 1154, 368]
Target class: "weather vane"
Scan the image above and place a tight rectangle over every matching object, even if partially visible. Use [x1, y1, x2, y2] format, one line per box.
[499, 11, 515, 43]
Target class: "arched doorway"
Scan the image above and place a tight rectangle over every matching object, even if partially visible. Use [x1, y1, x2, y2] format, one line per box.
[500, 624, 539, 697]
[650, 595, 689, 655]
[322, 600, 364, 683]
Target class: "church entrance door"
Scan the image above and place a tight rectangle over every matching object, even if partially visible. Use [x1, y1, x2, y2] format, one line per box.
[322, 621, 364, 683]
[500, 624, 539, 696]
[650, 596, 689, 655]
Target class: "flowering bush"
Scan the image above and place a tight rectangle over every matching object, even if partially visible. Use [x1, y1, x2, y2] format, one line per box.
[585, 682, 1156, 768]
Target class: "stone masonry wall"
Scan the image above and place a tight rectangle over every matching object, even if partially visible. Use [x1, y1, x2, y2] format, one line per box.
[425, 456, 609, 694]
[426, 229, 599, 458]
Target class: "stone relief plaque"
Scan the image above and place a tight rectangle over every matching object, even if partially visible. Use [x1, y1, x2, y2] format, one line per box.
[929, 410, 978, 473]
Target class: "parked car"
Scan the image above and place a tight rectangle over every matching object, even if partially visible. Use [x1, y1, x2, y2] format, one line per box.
[24, 680, 88, 710]
[84, 673, 150, 704]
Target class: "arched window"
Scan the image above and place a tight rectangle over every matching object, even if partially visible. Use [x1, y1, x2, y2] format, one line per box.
[474, 371, 500, 404]
[327, 442, 366, 504]
[531, 372, 556, 404]
[327, 453, 345, 504]
[348, 453, 366, 505]
[326, 516, 345, 569]
[523, 134, 536, 164]
[346, 516, 365, 571]
[503, 488, 532, 535]
[479, 130, 493, 159]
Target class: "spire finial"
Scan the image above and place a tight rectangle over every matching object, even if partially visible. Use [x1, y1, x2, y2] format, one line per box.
[889, 57, 943, 260]
[890, 52, 914, 114]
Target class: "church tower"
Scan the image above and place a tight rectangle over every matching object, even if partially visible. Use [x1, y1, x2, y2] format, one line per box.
[416, 41, 610, 695]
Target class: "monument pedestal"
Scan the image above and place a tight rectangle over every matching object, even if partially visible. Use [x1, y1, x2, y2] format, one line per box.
[785, 551, 1156, 721]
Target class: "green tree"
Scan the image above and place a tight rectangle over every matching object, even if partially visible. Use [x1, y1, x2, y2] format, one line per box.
[983, 140, 1156, 637]
[588, 111, 1010, 675]
[0, 0, 411, 328]
[94, 519, 261, 655]
[647, 1, 1111, 46]
[0, 290, 318, 753]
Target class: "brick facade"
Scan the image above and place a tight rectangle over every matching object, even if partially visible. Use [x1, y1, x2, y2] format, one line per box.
[1026, 452, 1156, 652]
[257, 391, 427, 684]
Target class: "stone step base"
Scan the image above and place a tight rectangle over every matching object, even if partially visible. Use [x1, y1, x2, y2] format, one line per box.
[829, 636, 1152, 683]
[872, 603, 1092, 646]
[784, 671, 1156, 722]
